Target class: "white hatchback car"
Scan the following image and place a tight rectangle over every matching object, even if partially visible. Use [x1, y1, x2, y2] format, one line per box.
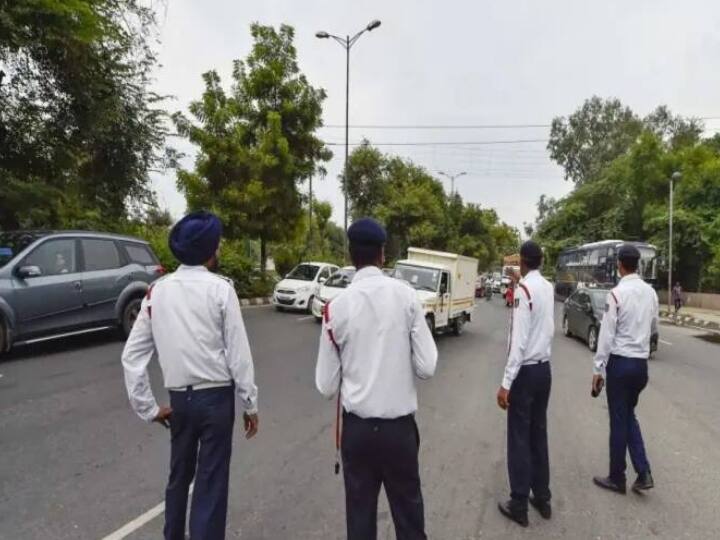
[311, 266, 356, 322]
[273, 262, 339, 313]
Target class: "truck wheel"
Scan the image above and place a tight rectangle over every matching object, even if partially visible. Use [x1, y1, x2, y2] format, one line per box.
[587, 326, 598, 352]
[122, 298, 143, 338]
[452, 314, 466, 336]
[425, 315, 435, 336]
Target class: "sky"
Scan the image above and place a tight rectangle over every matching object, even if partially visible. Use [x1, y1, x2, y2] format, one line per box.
[149, 0, 720, 232]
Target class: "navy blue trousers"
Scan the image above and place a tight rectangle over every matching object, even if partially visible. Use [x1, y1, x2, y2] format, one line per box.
[341, 411, 426, 540]
[507, 362, 552, 507]
[164, 386, 235, 540]
[606, 355, 651, 482]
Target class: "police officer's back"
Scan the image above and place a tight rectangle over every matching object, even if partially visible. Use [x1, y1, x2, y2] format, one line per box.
[592, 244, 658, 495]
[496, 241, 555, 527]
[315, 218, 438, 540]
[122, 211, 258, 540]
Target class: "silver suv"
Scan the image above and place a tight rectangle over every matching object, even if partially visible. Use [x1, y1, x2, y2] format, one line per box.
[0, 230, 163, 354]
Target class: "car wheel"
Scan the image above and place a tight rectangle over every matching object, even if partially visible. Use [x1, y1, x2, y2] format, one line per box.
[122, 298, 143, 338]
[562, 315, 572, 337]
[587, 326, 598, 352]
[426, 315, 435, 336]
[452, 314, 465, 336]
[314, 316, 322, 324]
[0, 319, 7, 356]
[306, 295, 315, 315]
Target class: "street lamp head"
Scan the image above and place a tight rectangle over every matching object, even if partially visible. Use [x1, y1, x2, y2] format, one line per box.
[315, 31, 330, 39]
[458, 172, 467, 177]
[671, 171, 682, 182]
[367, 20, 381, 31]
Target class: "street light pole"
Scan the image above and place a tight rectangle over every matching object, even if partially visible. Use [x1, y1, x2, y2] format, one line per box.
[316, 20, 382, 256]
[438, 171, 467, 196]
[668, 171, 681, 312]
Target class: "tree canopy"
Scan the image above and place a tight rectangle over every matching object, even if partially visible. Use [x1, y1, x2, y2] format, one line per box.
[344, 142, 519, 267]
[537, 97, 720, 291]
[0, 0, 168, 229]
[173, 23, 331, 272]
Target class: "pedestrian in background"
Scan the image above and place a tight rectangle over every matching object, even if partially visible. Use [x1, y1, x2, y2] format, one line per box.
[315, 217, 438, 540]
[592, 244, 658, 495]
[672, 282, 683, 316]
[496, 241, 555, 527]
[121, 211, 259, 540]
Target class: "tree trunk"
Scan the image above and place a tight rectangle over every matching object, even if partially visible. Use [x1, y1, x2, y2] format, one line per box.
[260, 236, 267, 275]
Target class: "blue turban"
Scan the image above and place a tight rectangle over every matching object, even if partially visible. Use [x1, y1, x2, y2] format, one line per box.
[169, 211, 223, 266]
[347, 217, 387, 246]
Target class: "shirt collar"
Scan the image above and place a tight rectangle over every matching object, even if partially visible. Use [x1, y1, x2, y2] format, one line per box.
[620, 273, 640, 282]
[353, 266, 383, 282]
[177, 264, 209, 272]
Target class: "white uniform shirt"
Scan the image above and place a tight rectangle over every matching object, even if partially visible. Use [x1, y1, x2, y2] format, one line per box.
[501, 270, 555, 390]
[121, 265, 258, 422]
[593, 273, 659, 375]
[315, 266, 438, 419]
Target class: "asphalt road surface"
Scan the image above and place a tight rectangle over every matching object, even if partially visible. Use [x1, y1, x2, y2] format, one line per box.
[1, 298, 720, 539]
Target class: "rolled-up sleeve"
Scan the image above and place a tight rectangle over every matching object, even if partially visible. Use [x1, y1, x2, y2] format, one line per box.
[223, 285, 258, 413]
[594, 291, 618, 376]
[410, 296, 437, 379]
[121, 297, 160, 423]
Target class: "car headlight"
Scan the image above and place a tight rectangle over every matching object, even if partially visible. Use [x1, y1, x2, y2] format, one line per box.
[297, 286, 310, 293]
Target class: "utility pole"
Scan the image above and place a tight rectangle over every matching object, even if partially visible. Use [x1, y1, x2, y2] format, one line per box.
[316, 20, 382, 257]
[668, 171, 681, 312]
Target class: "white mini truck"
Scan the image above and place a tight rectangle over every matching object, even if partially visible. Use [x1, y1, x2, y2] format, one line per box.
[395, 247, 478, 336]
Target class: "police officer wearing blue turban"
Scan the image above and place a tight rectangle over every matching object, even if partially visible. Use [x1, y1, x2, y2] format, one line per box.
[122, 211, 259, 540]
[316, 218, 438, 540]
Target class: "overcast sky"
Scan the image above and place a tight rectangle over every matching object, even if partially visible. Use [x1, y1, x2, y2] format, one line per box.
[150, 0, 720, 232]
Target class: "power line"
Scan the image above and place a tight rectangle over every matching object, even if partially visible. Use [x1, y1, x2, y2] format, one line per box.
[323, 138, 549, 147]
[321, 116, 720, 130]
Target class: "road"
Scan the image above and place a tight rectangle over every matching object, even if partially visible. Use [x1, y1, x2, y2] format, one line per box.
[1, 298, 719, 539]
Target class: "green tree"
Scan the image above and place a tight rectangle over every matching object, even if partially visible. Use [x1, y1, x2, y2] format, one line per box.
[0, 0, 167, 229]
[174, 23, 331, 272]
[344, 139, 387, 219]
[548, 96, 642, 185]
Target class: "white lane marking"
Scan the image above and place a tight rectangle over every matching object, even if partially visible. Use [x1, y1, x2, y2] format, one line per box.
[101, 484, 194, 540]
[296, 315, 314, 322]
[659, 339, 673, 346]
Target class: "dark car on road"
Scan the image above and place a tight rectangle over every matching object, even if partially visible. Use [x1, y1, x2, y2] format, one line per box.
[0, 230, 164, 355]
[562, 287, 659, 354]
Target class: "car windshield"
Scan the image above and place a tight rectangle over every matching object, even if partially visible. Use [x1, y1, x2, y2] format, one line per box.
[0, 232, 48, 268]
[286, 264, 320, 281]
[588, 290, 609, 309]
[395, 264, 440, 292]
[325, 269, 356, 288]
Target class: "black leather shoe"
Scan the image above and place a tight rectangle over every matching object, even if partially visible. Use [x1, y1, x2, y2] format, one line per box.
[498, 500, 529, 527]
[593, 476, 626, 494]
[529, 496, 552, 519]
[632, 471, 654, 493]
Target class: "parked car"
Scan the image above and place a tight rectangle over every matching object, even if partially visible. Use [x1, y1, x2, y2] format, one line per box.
[311, 266, 356, 322]
[491, 272, 503, 292]
[562, 287, 659, 353]
[0, 230, 164, 354]
[272, 262, 339, 313]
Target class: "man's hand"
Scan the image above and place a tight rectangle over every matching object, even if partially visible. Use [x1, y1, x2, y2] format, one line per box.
[153, 406, 172, 429]
[591, 375, 605, 398]
[497, 387, 510, 410]
[243, 412, 259, 439]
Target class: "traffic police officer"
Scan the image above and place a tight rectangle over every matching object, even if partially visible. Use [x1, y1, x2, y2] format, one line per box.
[496, 240, 554, 527]
[592, 243, 658, 494]
[315, 217, 438, 540]
[122, 211, 259, 540]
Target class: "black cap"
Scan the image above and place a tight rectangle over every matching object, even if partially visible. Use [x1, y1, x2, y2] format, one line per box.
[347, 217, 387, 246]
[520, 240, 543, 261]
[617, 243, 641, 263]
